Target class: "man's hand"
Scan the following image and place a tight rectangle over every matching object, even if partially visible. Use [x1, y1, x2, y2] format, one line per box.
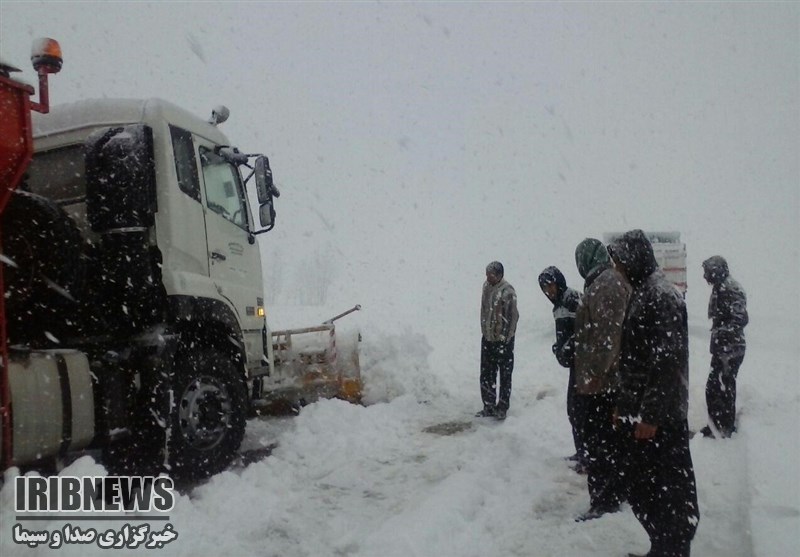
[575, 375, 602, 394]
[634, 422, 658, 440]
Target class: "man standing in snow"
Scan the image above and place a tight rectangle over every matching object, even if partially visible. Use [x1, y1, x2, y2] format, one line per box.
[538, 266, 585, 466]
[608, 230, 699, 557]
[572, 238, 631, 521]
[700, 255, 748, 439]
[478, 261, 519, 420]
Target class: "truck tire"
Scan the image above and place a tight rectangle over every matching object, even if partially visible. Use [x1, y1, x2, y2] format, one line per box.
[166, 348, 247, 481]
[1, 191, 85, 344]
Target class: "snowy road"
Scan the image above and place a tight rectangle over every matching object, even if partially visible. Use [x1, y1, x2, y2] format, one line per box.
[1, 308, 796, 556]
[219, 384, 755, 557]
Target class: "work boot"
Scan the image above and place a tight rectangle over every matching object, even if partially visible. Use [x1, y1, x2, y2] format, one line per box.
[575, 503, 620, 522]
[494, 408, 507, 420]
[700, 425, 714, 438]
[475, 407, 495, 418]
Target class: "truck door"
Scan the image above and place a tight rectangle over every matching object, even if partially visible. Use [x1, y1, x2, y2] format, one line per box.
[196, 141, 265, 362]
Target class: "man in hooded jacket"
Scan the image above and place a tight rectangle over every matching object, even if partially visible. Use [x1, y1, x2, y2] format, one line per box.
[478, 261, 519, 420]
[701, 255, 748, 438]
[538, 266, 584, 464]
[608, 230, 699, 557]
[573, 238, 631, 520]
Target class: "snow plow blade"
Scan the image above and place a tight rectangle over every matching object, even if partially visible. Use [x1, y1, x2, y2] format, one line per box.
[254, 306, 362, 412]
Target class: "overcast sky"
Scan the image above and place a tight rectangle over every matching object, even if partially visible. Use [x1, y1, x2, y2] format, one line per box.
[2, 1, 798, 327]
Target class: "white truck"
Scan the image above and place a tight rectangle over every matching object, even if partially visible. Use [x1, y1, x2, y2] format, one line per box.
[1, 43, 360, 481]
[603, 231, 687, 296]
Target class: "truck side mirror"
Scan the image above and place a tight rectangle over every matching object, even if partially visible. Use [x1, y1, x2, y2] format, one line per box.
[254, 156, 273, 204]
[259, 201, 275, 228]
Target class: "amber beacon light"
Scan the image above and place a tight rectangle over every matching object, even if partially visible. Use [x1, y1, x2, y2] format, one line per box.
[31, 38, 63, 74]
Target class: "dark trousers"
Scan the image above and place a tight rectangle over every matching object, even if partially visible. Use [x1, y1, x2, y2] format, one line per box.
[480, 337, 514, 411]
[706, 347, 745, 435]
[580, 392, 624, 508]
[623, 421, 699, 557]
[566, 368, 586, 459]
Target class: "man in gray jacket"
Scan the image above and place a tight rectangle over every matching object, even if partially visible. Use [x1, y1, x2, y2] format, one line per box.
[478, 261, 519, 420]
[573, 238, 631, 520]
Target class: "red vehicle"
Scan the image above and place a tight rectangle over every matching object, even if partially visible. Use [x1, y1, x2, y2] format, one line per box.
[0, 38, 63, 470]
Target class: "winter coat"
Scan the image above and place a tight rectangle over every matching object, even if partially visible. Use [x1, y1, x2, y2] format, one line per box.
[573, 265, 631, 395]
[539, 266, 581, 368]
[610, 229, 690, 426]
[702, 256, 748, 352]
[481, 278, 519, 342]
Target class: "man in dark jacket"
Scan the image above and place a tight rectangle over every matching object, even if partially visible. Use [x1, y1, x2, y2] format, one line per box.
[609, 230, 699, 557]
[700, 255, 748, 438]
[573, 238, 631, 520]
[538, 266, 584, 464]
[478, 261, 519, 420]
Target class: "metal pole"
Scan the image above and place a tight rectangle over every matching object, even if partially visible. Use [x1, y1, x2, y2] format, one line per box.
[323, 304, 361, 325]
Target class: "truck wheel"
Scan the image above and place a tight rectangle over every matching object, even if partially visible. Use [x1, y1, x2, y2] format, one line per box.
[167, 348, 247, 481]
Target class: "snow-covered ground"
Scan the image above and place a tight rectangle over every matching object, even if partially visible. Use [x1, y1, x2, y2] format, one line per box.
[2, 301, 797, 557]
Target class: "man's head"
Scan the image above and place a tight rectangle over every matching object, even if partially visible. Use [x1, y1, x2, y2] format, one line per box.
[702, 256, 729, 285]
[607, 229, 657, 286]
[575, 238, 610, 279]
[538, 266, 566, 303]
[486, 261, 504, 286]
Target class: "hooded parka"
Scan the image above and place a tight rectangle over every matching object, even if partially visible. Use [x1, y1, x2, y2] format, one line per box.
[538, 266, 580, 368]
[702, 255, 748, 437]
[610, 231, 689, 425]
[703, 255, 748, 352]
[574, 239, 631, 395]
[609, 229, 699, 557]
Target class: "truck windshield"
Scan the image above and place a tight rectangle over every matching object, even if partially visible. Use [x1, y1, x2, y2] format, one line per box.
[199, 147, 248, 229]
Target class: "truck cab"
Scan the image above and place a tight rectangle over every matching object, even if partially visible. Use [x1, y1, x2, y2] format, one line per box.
[3, 97, 279, 479]
[26, 98, 275, 376]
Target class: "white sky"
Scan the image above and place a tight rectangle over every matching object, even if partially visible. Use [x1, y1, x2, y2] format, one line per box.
[2, 1, 798, 325]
